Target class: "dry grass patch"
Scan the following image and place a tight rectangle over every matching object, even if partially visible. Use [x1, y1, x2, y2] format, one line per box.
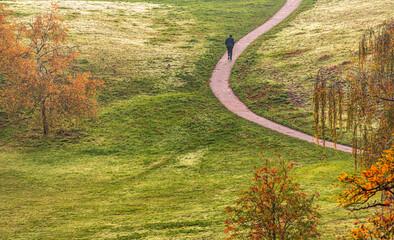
[5, 0, 203, 92]
[177, 149, 206, 167]
[251, 0, 393, 109]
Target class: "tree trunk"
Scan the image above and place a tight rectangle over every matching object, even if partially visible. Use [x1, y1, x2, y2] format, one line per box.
[41, 99, 48, 135]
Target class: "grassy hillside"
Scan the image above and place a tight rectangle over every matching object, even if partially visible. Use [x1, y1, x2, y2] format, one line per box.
[230, 0, 393, 140]
[0, 0, 380, 239]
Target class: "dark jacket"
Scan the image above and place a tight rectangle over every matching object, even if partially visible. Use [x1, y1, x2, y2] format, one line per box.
[225, 37, 235, 47]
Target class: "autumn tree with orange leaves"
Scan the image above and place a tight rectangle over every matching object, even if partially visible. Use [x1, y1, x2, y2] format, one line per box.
[224, 158, 320, 240]
[0, 3, 103, 135]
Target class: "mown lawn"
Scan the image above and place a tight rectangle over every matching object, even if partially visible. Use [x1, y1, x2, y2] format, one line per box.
[0, 0, 374, 239]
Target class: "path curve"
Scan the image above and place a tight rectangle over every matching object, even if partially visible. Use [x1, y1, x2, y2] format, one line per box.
[210, 0, 353, 153]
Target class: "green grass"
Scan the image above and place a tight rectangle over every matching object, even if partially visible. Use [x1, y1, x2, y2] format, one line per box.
[0, 0, 379, 239]
[1, 110, 360, 239]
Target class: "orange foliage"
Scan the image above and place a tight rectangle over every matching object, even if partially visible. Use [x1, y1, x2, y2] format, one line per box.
[338, 143, 394, 239]
[0, 4, 31, 94]
[0, 3, 103, 134]
[225, 158, 320, 240]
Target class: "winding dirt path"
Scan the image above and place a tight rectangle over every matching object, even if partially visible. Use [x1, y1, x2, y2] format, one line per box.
[210, 0, 353, 153]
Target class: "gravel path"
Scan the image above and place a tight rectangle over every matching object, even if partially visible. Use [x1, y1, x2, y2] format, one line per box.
[209, 0, 353, 153]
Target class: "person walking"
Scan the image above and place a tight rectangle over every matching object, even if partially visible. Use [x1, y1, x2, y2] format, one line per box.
[225, 35, 235, 61]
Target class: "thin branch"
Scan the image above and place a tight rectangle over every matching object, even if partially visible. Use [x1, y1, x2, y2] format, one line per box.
[379, 97, 394, 102]
[348, 201, 390, 212]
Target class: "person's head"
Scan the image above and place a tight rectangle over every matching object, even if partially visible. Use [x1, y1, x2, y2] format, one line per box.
[230, 35, 232, 37]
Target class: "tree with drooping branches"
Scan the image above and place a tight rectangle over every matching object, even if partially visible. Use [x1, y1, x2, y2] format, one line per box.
[313, 19, 393, 168]
[313, 19, 394, 239]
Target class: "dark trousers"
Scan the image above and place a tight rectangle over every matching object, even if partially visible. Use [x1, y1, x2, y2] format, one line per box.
[227, 46, 233, 60]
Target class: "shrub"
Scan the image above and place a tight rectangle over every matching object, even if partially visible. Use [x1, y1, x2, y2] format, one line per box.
[225, 157, 320, 240]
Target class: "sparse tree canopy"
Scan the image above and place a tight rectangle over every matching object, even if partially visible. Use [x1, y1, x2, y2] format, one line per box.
[0, 3, 103, 135]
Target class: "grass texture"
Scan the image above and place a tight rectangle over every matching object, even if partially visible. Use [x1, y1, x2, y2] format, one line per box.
[0, 0, 386, 239]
